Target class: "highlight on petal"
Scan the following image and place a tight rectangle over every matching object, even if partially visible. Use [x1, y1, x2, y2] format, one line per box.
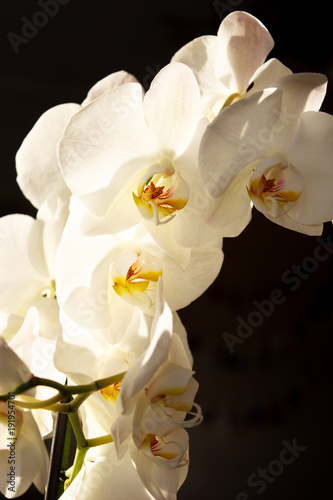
[82, 70, 139, 105]
[16, 103, 78, 208]
[143, 62, 201, 156]
[58, 82, 157, 214]
[270, 72, 328, 152]
[216, 11, 275, 94]
[199, 88, 283, 198]
[171, 34, 222, 97]
[285, 110, 333, 226]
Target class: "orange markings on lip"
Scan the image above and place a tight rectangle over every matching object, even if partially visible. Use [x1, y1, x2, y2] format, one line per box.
[142, 182, 165, 202]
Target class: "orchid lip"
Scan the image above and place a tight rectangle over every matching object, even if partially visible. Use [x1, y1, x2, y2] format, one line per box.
[100, 380, 122, 405]
[133, 163, 190, 225]
[247, 160, 304, 217]
[142, 434, 188, 467]
[110, 249, 163, 308]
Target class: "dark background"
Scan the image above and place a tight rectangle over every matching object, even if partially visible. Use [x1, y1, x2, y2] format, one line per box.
[1, 1, 333, 499]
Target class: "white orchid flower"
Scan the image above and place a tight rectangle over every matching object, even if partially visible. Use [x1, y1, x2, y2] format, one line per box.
[53, 310, 139, 438]
[57, 291, 192, 500]
[198, 73, 333, 235]
[130, 427, 189, 500]
[55, 199, 223, 336]
[59, 440, 184, 500]
[57, 62, 222, 248]
[111, 287, 200, 459]
[171, 10, 291, 120]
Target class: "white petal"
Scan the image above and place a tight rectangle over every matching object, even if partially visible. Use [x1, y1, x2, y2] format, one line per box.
[126, 296, 173, 399]
[8, 306, 39, 350]
[143, 220, 192, 269]
[58, 83, 158, 215]
[0, 214, 50, 316]
[162, 238, 223, 311]
[131, 446, 165, 500]
[55, 202, 118, 330]
[1, 411, 49, 497]
[270, 73, 328, 151]
[216, 11, 274, 93]
[0, 338, 32, 393]
[36, 196, 69, 284]
[30, 297, 60, 340]
[286, 111, 333, 225]
[171, 35, 223, 96]
[0, 312, 23, 344]
[61, 447, 154, 500]
[199, 88, 282, 197]
[16, 103, 77, 208]
[79, 187, 141, 236]
[143, 62, 201, 156]
[147, 363, 193, 401]
[82, 70, 139, 105]
[202, 169, 253, 237]
[248, 58, 292, 95]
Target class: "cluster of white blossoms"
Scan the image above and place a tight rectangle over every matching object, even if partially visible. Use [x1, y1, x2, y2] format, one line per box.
[1, 11, 333, 500]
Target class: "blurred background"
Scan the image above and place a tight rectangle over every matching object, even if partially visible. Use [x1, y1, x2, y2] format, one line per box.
[1, 1, 332, 499]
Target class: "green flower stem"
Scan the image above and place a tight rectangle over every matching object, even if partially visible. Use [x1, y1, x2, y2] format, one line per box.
[68, 409, 88, 449]
[0, 371, 126, 409]
[64, 409, 115, 487]
[14, 375, 67, 396]
[11, 393, 65, 410]
[65, 410, 89, 486]
[50, 392, 92, 414]
[66, 446, 88, 487]
[60, 414, 73, 474]
[86, 434, 114, 448]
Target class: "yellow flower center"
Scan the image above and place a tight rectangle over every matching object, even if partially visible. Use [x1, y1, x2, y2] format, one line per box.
[247, 161, 304, 217]
[144, 434, 178, 460]
[110, 250, 163, 308]
[132, 162, 190, 225]
[100, 381, 122, 404]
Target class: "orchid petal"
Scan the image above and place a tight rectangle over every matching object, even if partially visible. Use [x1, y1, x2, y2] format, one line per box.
[248, 58, 292, 95]
[270, 73, 328, 151]
[171, 35, 222, 96]
[16, 103, 77, 208]
[216, 11, 274, 93]
[143, 62, 201, 156]
[58, 83, 157, 214]
[0, 338, 32, 393]
[82, 70, 139, 105]
[285, 111, 333, 225]
[199, 88, 282, 198]
[0, 214, 50, 317]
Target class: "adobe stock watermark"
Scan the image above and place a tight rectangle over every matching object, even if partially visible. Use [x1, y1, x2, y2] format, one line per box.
[223, 233, 333, 353]
[235, 438, 307, 499]
[213, 0, 243, 21]
[7, 0, 71, 54]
